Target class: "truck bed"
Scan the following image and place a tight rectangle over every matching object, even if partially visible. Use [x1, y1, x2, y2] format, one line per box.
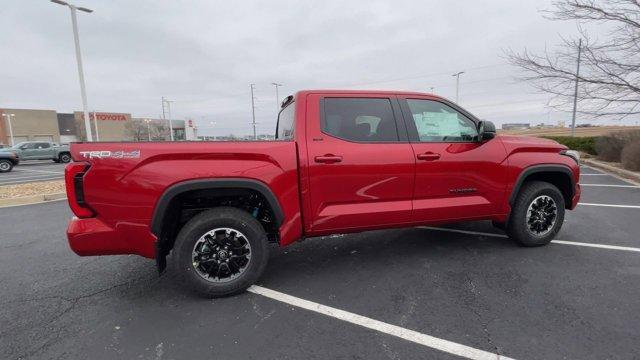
[68, 141, 302, 258]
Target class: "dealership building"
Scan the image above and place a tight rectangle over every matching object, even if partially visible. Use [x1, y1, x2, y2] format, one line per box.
[0, 108, 196, 146]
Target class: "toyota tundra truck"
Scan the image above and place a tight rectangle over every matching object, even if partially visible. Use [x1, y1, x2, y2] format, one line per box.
[65, 90, 581, 297]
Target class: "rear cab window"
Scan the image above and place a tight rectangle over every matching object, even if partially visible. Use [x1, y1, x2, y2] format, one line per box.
[276, 102, 295, 140]
[321, 98, 399, 142]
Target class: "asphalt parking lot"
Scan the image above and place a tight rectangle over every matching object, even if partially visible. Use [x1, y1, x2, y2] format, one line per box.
[0, 161, 65, 186]
[1, 165, 639, 360]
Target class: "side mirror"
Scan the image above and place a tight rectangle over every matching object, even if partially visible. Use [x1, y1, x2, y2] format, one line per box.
[477, 120, 496, 141]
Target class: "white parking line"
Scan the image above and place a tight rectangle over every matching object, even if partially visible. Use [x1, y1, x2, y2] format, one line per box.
[248, 285, 515, 360]
[580, 174, 609, 176]
[579, 202, 640, 209]
[419, 226, 640, 253]
[581, 184, 639, 188]
[580, 164, 640, 186]
[551, 240, 640, 252]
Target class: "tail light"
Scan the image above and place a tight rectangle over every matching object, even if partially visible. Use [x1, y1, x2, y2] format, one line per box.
[65, 162, 95, 218]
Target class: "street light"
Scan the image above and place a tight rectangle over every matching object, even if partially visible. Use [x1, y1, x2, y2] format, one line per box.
[92, 110, 100, 141]
[144, 119, 152, 141]
[271, 82, 283, 112]
[162, 97, 175, 141]
[451, 71, 465, 103]
[2, 113, 15, 146]
[51, 0, 94, 141]
[250, 84, 257, 140]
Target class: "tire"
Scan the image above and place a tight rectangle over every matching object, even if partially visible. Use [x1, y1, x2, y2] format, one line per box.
[59, 153, 71, 163]
[506, 181, 565, 247]
[0, 159, 13, 173]
[172, 207, 269, 297]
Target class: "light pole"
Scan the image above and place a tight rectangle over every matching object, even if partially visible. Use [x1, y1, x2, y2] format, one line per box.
[250, 84, 257, 140]
[271, 82, 283, 112]
[452, 71, 465, 103]
[2, 113, 15, 146]
[145, 119, 151, 141]
[92, 110, 100, 141]
[162, 97, 175, 141]
[570, 39, 583, 137]
[51, 0, 94, 142]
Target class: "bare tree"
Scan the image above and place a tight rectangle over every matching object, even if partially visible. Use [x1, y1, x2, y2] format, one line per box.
[507, 0, 640, 118]
[125, 120, 147, 141]
[125, 120, 171, 141]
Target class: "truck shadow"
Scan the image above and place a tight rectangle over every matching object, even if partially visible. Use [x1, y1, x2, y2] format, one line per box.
[116, 222, 522, 300]
[259, 222, 523, 289]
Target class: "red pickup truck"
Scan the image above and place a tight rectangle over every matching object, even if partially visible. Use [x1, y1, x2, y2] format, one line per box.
[65, 90, 581, 296]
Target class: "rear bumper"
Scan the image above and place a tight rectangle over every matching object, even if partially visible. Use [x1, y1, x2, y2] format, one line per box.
[67, 217, 156, 259]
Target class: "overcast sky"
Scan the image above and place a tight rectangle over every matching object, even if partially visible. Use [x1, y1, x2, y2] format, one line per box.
[1, 0, 632, 136]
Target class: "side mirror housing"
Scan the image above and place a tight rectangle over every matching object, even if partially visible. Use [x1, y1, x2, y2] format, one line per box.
[477, 120, 496, 141]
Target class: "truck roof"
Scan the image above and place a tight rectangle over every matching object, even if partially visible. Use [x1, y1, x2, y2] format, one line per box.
[295, 89, 443, 98]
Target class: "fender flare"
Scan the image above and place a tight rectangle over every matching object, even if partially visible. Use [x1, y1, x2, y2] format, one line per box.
[508, 164, 575, 206]
[150, 178, 285, 237]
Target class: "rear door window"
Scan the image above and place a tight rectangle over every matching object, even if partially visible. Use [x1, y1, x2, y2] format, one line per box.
[322, 98, 399, 142]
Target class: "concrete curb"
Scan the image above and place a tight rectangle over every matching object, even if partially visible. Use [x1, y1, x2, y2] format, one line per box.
[0, 192, 67, 208]
[582, 158, 640, 186]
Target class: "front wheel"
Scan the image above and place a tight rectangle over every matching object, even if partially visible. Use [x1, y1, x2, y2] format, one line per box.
[507, 181, 565, 247]
[59, 153, 71, 163]
[0, 159, 13, 172]
[172, 207, 269, 297]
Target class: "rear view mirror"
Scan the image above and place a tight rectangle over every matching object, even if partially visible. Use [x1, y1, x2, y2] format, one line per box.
[477, 120, 496, 141]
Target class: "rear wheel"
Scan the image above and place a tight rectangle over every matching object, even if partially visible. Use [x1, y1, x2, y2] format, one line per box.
[172, 207, 269, 297]
[0, 159, 13, 172]
[59, 153, 71, 163]
[507, 181, 565, 247]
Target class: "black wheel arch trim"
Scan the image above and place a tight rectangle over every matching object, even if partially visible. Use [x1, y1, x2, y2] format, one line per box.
[150, 178, 285, 237]
[508, 164, 575, 206]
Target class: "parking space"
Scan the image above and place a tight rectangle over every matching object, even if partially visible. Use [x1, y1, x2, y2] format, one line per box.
[577, 171, 640, 209]
[0, 161, 65, 186]
[1, 165, 639, 360]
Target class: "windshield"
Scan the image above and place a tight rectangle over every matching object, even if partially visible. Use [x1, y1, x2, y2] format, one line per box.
[10, 142, 28, 149]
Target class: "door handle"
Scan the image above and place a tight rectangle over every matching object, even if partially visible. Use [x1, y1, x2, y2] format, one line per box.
[315, 154, 343, 164]
[416, 152, 441, 161]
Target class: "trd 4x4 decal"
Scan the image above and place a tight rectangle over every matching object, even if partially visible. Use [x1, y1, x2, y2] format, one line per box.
[79, 150, 140, 159]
